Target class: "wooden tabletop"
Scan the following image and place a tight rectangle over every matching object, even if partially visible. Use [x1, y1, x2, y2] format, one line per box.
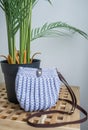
[0, 83, 80, 130]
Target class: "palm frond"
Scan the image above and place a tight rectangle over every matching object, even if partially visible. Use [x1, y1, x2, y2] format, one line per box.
[0, 4, 4, 10]
[0, 0, 88, 64]
[46, 0, 52, 5]
[32, 0, 39, 8]
[0, 0, 33, 63]
[31, 22, 88, 41]
[1, 0, 31, 35]
[32, 0, 52, 8]
[0, 0, 5, 11]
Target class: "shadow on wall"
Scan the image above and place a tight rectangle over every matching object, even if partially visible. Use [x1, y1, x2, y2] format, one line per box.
[0, 65, 4, 83]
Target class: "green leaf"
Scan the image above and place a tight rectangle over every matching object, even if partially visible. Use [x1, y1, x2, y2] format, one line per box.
[0, 0, 5, 10]
[32, 0, 39, 8]
[0, 4, 4, 11]
[31, 22, 88, 41]
[46, 0, 52, 5]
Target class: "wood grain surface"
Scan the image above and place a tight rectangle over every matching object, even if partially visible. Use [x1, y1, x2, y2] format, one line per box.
[0, 83, 80, 130]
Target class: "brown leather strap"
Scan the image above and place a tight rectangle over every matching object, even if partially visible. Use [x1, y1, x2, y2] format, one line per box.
[27, 99, 88, 128]
[26, 71, 88, 127]
[57, 70, 77, 113]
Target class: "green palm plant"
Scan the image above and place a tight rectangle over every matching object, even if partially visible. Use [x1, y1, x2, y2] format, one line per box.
[0, 0, 88, 64]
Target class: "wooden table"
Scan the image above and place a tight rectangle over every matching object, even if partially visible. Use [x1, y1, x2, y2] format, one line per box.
[0, 83, 80, 130]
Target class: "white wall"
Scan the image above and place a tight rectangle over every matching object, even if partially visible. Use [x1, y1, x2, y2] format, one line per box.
[0, 0, 88, 129]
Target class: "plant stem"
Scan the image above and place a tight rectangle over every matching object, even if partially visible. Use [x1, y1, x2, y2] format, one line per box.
[12, 35, 15, 63]
[26, 0, 32, 63]
[5, 14, 15, 63]
[19, 1, 26, 64]
[20, 22, 24, 64]
[3, 0, 16, 64]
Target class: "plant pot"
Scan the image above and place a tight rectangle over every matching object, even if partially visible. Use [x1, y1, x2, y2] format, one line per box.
[0, 59, 41, 103]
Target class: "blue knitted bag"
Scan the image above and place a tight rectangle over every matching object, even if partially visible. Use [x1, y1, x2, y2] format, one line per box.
[15, 67, 61, 112]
